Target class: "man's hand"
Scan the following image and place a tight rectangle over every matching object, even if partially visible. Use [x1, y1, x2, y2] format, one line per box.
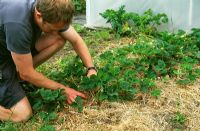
[87, 69, 97, 77]
[64, 87, 87, 104]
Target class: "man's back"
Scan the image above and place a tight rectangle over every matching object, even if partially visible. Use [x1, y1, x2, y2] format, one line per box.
[0, 0, 34, 25]
[0, 0, 39, 57]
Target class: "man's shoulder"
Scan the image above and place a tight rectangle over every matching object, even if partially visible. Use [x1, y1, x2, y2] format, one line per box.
[0, 0, 35, 24]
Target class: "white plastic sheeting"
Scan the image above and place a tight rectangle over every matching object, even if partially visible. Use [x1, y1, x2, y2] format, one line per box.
[86, 0, 200, 31]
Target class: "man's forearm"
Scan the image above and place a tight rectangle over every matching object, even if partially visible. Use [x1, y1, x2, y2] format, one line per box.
[21, 69, 66, 90]
[71, 38, 94, 68]
[60, 26, 95, 68]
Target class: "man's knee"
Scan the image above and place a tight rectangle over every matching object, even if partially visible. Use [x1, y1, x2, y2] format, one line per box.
[35, 32, 65, 52]
[10, 97, 33, 122]
[12, 108, 32, 122]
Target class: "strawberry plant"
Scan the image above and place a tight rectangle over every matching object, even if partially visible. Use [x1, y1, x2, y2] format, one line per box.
[71, 96, 83, 113]
[100, 6, 168, 37]
[47, 26, 200, 105]
[20, 83, 66, 130]
[100, 5, 133, 37]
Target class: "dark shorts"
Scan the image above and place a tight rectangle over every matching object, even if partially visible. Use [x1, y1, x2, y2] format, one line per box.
[0, 47, 39, 109]
[0, 48, 39, 109]
[0, 25, 39, 109]
[0, 59, 26, 109]
[0, 25, 26, 109]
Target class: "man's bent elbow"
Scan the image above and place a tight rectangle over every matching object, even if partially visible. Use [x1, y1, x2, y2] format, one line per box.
[19, 70, 35, 81]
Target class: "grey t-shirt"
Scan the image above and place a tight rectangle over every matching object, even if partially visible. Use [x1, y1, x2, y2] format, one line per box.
[0, 0, 41, 57]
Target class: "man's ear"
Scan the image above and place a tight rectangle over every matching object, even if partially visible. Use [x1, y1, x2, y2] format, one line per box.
[35, 8, 42, 21]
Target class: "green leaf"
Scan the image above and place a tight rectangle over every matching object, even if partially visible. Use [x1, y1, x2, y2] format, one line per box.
[38, 124, 56, 131]
[80, 75, 98, 91]
[176, 79, 191, 85]
[32, 99, 43, 110]
[195, 69, 200, 75]
[39, 112, 57, 122]
[154, 60, 167, 75]
[171, 112, 187, 125]
[99, 93, 108, 101]
[195, 51, 200, 58]
[0, 122, 18, 131]
[40, 89, 57, 101]
[140, 79, 155, 92]
[151, 89, 161, 98]
[71, 96, 83, 113]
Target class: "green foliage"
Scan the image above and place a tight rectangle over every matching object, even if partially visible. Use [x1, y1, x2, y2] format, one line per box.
[39, 112, 57, 122]
[0, 122, 18, 131]
[71, 96, 83, 113]
[191, 28, 200, 45]
[100, 6, 168, 37]
[39, 89, 65, 102]
[73, 24, 86, 33]
[38, 124, 56, 131]
[100, 5, 132, 36]
[171, 112, 187, 125]
[43, 26, 200, 106]
[72, 0, 86, 14]
[151, 89, 161, 98]
[131, 30, 200, 84]
[94, 30, 111, 41]
[170, 112, 188, 130]
[21, 86, 66, 130]
[28, 88, 66, 112]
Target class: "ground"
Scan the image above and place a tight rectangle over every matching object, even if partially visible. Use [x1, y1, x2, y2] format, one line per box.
[49, 36, 200, 131]
[51, 79, 200, 131]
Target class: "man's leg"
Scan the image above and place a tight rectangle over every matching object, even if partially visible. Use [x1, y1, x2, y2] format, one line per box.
[33, 32, 65, 68]
[0, 32, 65, 122]
[0, 97, 32, 122]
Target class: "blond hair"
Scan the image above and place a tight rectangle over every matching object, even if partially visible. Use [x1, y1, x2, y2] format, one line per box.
[36, 0, 74, 24]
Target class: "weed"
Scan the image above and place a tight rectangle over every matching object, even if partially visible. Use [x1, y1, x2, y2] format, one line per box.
[170, 112, 187, 130]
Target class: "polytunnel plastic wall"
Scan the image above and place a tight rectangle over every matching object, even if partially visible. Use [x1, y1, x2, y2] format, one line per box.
[86, 0, 200, 31]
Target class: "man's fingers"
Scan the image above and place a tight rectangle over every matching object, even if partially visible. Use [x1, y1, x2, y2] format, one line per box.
[70, 96, 76, 104]
[77, 92, 87, 99]
[65, 87, 87, 104]
[67, 99, 72, 105]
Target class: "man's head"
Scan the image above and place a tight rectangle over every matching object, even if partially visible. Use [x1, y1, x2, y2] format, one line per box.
[35, 0, 74, 32]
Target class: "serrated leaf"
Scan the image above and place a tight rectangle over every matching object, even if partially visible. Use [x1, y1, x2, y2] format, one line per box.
[99, 93, 108, 101]
[40, 89, 57, 101]
[32, 99, 43, 110]
[71, 96, 83, 113]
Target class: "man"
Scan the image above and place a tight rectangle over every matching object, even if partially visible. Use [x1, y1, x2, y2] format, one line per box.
[0, 0, 97, 122]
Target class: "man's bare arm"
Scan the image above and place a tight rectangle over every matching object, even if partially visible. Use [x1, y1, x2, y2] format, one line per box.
[11, 52, 86, 104]
[60, 26, 94, 68]
[60, 26, 97, 76]
[11, 52, 65, 89]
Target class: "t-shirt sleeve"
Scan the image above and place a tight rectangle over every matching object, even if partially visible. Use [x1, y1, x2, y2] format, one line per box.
[4, 22, 32, 54]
